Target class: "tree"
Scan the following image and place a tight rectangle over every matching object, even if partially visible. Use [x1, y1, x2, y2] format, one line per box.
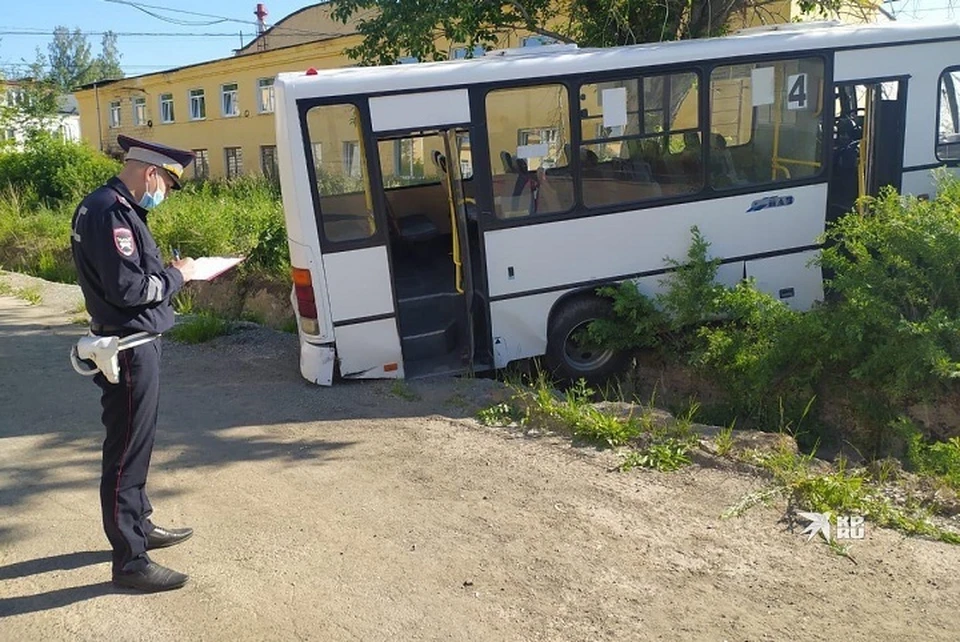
[332, 0, 875, 65]
[43, 27, 124, 91]
[46, 26, 95, 91]
[0, 47, 60, 147]
[94, 31, 124, 82]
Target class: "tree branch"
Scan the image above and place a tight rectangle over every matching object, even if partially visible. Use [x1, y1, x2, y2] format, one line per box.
[498, 0, 579, 44]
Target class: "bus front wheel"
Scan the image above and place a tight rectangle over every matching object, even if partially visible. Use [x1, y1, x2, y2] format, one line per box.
[545, 296, 629, 385]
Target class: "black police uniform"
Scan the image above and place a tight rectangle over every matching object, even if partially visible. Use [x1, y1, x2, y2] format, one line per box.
[71, 170, 185, 575]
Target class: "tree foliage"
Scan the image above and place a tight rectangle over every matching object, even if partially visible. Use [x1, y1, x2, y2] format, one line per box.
[332, 0, 874, 65]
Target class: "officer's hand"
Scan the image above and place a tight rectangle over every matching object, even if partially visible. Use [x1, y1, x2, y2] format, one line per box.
[172, 257, 197, 282]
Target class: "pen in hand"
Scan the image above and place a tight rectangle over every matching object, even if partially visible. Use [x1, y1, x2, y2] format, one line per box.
[172, 247, 181, 261]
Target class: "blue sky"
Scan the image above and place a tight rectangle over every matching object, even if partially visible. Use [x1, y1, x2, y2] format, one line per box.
[1, 0, 957, 79]
[1, 0, 314, 77]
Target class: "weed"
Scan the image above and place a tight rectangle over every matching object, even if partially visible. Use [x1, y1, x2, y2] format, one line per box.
[279, 318, 299, 334]
[445, 393, 471, 411]
[715, 422, 735, 457]
[725, 442, 960, 546]
[173, 289, 196, 315]
[389, 380, 421, 402]
[167, 312, 231, 344]
[906, 429, 960, 492]
[477, 402, 521, 426]
[620, 438, 694, 472]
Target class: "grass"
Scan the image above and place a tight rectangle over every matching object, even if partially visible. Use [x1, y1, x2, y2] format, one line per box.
[0, 177, 290, 288]
[166, 312, 231, 344]
[724, 440, 960, 547]
[389, 380, 421, 402]
[477, 371, 696, 471]
[0, 280, 42, 305]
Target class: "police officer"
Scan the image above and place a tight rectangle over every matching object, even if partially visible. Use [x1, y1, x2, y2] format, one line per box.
[71, 135, 198, 592]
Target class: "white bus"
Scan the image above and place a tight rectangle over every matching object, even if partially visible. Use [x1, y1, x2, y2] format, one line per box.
[273, 20, 960, 386]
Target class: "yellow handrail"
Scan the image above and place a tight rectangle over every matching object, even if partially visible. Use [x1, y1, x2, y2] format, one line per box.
[857, 86, 872, 215]
[442, 153, 464, 294]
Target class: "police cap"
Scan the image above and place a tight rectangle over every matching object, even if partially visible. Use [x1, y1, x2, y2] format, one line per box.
[117, 134, 196, 190]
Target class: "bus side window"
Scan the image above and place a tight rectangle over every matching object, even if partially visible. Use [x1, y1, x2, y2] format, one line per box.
[485, 84, 574, 219]
[938, 68, 960, 162]
[577, 71, 700, 209]
[709, 57, 825, 188]
[305, 103, 377, 243]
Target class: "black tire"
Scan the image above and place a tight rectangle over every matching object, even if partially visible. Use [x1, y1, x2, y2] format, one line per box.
[544, 296, 629, 385]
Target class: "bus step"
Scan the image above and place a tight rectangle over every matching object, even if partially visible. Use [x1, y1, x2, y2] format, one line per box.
[401, 320, 458, 362]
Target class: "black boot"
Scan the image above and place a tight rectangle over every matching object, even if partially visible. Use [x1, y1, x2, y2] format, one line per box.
[146, 525, 194, 550]
[113, 562, 188, 592]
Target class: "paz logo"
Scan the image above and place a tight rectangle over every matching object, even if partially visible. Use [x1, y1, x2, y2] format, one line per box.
[113, 227, 136, 257]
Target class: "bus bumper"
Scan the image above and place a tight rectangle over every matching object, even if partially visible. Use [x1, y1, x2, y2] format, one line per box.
[300, 339, 335, 386]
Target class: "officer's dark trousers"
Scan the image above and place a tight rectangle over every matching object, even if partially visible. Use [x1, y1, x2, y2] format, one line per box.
[94, 339, 162, 574]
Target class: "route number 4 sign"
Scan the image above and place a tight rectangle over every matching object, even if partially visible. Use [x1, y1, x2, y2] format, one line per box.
[787, 73, 809, 110]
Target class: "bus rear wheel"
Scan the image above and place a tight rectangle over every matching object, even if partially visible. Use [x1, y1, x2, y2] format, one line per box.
[545, 296, 629, 385]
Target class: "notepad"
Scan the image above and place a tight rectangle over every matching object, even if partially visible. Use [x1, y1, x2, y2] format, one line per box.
[191, 256, 244, 281]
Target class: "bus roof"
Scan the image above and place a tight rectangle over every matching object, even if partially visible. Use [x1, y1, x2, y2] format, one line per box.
[277, 20, 960, 100]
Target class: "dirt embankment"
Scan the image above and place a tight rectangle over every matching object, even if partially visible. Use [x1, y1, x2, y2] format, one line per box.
[1, 272, 959, 641]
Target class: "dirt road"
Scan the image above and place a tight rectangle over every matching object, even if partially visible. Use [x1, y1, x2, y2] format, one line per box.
[1, 274, 959, 641]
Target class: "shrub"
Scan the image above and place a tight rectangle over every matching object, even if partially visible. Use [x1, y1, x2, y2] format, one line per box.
[0, 133, 120, 205]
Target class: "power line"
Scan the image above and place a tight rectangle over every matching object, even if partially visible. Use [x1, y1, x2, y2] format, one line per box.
[102, 0, 342, 37]
[0, 29, 345, 39]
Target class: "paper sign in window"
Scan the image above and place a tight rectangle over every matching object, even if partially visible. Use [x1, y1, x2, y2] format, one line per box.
[601, 87, 628, 129]
[516, 144, 549, 159]
[751, 67, 775, 107]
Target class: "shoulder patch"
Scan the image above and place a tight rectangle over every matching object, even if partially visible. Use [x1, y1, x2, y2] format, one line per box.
[113, 227, 137, 257]
[117, 195, 130, 208]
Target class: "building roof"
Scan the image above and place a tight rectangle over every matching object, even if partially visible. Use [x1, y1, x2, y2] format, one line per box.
[236, 2, 354, 55]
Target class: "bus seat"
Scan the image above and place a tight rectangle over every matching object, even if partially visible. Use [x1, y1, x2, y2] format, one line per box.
[384, 193, 439, 244]
[500, 151, 515, 173]
[710, 133, 747, 188]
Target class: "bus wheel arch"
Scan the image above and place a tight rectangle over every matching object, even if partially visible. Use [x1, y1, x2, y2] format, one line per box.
[544, 288, 630, 385]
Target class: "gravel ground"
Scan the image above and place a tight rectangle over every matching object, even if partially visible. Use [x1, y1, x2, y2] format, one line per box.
[1, 272, 959, 641]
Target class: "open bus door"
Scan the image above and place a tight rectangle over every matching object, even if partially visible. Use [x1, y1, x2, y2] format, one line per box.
[827, 78, 907, 223]
[364, 92, 488, 379]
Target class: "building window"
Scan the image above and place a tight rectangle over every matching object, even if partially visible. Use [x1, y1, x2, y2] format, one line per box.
[521, 35, 556, 47]
[189, 89, 206, 120]
[109, 100, 121, 128]
[133, 97, 147, 126]
[578, 71, 701, 208]
[342, 141, 361, 178]
[452, 45, 485, 59]
[938, 68, 960, 162]
[260, 145, 278, 181]
[225, 147, 243, 179]
[305, 103, 376, 243]
[709, 57, 824, 188]
[486, 84, 573, 219]
[221, 83, 239, 118]
[160, 93, 175, 123]
[193, 149, 210, 179]
[6, 88, 26, 107]
[257, 78, 275, 114]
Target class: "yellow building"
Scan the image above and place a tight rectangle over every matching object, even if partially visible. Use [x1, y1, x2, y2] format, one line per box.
[74, 1, 879, 181]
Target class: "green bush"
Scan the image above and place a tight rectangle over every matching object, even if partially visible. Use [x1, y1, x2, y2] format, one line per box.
[0, 133, 120, 205]
[150, 176, 288, 274]
[595, 173, 960, 455]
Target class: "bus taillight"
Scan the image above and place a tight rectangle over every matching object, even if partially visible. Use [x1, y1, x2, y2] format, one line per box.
[291, 267, 320, 335]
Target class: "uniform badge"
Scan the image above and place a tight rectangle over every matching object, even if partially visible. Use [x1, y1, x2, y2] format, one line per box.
[113, 227, 136, 257]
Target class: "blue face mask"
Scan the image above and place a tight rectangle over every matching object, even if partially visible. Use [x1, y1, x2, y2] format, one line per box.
[139, 174, 166, 209]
